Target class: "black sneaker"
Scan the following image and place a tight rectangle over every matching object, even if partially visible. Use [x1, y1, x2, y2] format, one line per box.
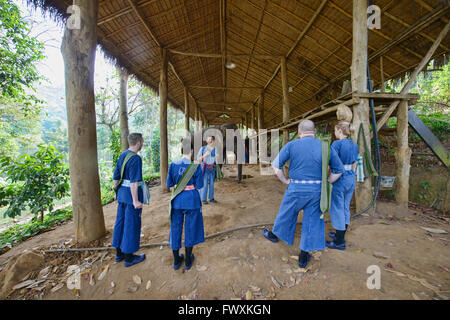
[202, 200, 208, 205]
[209, 199, 217, 203]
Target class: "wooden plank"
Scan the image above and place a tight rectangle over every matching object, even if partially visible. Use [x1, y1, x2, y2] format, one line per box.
[353, 93, 419, 100]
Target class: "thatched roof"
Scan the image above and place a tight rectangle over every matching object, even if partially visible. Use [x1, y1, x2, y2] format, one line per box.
[28, 0, 449, 128]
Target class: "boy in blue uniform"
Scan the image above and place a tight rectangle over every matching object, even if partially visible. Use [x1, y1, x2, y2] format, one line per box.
[197, 136, 217, 204]
[262, 120, 344, 268]
[167, 138, 205, 270]
[326, 121, 359, 250]
[112, 133, 146, 267]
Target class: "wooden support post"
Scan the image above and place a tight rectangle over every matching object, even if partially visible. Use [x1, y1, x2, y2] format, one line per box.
[281, 56, 290, 146]
[250, 105, 255, 133]
[119, 68, 129, 151]
[258, 91, 264, 133]
[159, 48, 169, 192]
[380, 56, 385, 92]
[195, 104, 200, 132]
[184, 87, 190, 134]
[351, 0, 372, 212]
[61, 0, 105, 243]
[245, 113, 249, 137]
[395, 100, 411, 207]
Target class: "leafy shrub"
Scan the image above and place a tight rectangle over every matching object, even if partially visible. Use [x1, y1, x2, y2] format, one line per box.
[0, 207, 72, 254]
[110, 128, 122, 168]
[151, 130, 160, 173]
[0, 143, 70, 221]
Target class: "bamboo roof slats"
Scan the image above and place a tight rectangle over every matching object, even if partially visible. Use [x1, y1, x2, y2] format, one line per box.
[28, 0, 450, 126]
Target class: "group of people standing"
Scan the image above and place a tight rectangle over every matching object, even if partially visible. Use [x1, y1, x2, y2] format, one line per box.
[111, 118, 358, 271]
[111, 133, 218, 269]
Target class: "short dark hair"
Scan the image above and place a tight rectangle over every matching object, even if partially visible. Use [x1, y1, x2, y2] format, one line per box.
[128, 133, 143, 146]
[181, 136, 194, 156]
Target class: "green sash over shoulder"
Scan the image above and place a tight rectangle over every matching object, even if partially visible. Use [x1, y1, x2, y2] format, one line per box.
[320, 139, 332, 219]
[357, 124, 378, 179]
[168, 162, 199, 221]
[113, 151, 137, 195]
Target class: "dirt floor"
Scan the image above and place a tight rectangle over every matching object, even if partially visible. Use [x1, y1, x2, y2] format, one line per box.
[0, 164, 449, 300]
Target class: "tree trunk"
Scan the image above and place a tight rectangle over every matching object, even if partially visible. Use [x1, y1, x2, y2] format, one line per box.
[351, 0, 372, 212]
[61, 0, 105, 243]
[395, 100, 411, 207]
[119, 68, 129, 151]
[159, 48, 169, 192]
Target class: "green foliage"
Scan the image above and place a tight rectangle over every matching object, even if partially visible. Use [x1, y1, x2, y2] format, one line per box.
[110, 127, 121, 168]
[0, 96, 42, 157]
[0, 143, 70, 220]
[151, 130, 160, 173]
[0, 0, 45, 102]
[418, 181, 431, 200]
[41, 119, 68, 156]
[0, 207, 72, 254]
[143, 171, 160, 182]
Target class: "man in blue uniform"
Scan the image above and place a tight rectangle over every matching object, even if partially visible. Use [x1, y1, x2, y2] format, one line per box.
[327, 121, 359, 250]
[197, 136, 217, 204]
[168, 137, 205, 270]
[112, 133, 146, 267]
[262, 120, 344, 268]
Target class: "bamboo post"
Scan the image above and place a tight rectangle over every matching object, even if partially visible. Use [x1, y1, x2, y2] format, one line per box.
[195, 104, 200, 132]
[184, 87, 190, 134]
[281, 56, 290, 147]
[119, 68, 129, 151]
[159, 48, 169, 192]
[250, 105, 255, 134]
[395, 100, 411, 207]
[258, 91, 264, 133]
[351, 0, 372, 212]
[245, 113, 249, 137]
[61, 0, 105, 243]
[380, 56, 385, 92]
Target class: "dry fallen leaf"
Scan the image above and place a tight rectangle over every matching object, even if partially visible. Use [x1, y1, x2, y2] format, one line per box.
[271, 275, 282, 288]
[50, 283, 64, 293]
[38, 266, 51, 279]
[13, 280, 35, 291]
[133, 275, 142, 285]
[146, 280, 152, 290]
[89, 274, 95, 286]
[249, 285, 260, 292]
[127, 286, 138, 293]
[196, 265, 207, 272]
[373, 252, 390, 259]
[97, 265, 109, 281]
[420, 227, 447, 234]
[111, 281, 116, 288]
[245, 290, 253, 300]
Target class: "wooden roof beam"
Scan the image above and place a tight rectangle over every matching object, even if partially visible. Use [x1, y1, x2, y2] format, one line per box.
[125, 0, 207, 120]
[266, 3, 450, 125]
[98, 0, 158, 25]
[246, 0, 329, 113]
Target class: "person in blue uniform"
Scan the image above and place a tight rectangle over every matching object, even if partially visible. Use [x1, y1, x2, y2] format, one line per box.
[112, 133, 146, 267]
[167, 137, 205, 270]
[326, 121, 359, 250]
[197, 136, 217, 204]
[262, 120, 344, 268]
